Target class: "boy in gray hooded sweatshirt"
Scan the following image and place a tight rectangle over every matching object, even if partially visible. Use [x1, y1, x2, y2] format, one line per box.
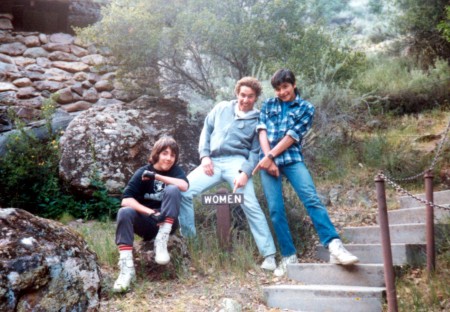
[179, 77, 277, 271]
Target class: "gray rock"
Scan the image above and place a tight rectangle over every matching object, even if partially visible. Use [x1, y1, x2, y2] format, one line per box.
[53, 61, 89, 73]
[0, 53, 14, 64]
[43, 42, 71, 53]
[0, 82, 18, 92]
[59, 95, 201, 195]
[0, 208, 101, 312]
[23, 47, 49, 58]
[22, 35, 40, 47]
[49, 33, 75, 44]
[0, 18, 13, 30]
[49, 51, 80, 62]
[33, 80, 64, 92]
[14, 56, 36, 67]
[0, 42, 27, 56]
[13, 77, 33, 87]
[16, 87, 39, 99]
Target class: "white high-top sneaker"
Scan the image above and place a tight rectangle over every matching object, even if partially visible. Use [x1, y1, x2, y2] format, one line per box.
[274, 254, 298, 277]
[328, 239, 359, 265]
[260, 254, 277, 271]
[113, 250, 136, 292]
[155, 223, 172, 265]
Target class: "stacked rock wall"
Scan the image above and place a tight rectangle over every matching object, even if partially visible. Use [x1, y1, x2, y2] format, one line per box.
[0, 13, 128, 132]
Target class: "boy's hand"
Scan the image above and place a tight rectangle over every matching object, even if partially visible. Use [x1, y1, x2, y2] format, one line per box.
[201, 157, 214, 176]
[233, 171, 248, 193]
[142, 170, 155, 181]
[252, 155, 279, 177]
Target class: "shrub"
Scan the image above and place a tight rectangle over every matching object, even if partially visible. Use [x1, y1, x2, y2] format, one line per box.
[0, 99, 120, 220]
[353, 57, 450, 114]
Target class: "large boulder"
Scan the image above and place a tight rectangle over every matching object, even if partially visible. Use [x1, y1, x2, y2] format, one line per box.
[0, 208, 101, 312]
[59, 95, 202, 195]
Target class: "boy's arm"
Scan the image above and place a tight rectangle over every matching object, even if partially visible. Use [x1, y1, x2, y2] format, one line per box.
[121, 197, 158, 216]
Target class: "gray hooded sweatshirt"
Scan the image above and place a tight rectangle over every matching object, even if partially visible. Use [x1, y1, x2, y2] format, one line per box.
[198, 100, 260, 177]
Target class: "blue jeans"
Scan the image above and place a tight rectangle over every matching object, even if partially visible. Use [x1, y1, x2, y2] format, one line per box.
[179, 155, 276, 257]
[260, 161, 339, 257]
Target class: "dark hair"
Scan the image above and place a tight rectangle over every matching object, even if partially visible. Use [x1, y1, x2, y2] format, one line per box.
[271, 69, 299, 94]
[149, 136, 179, 165]
[234, 76, 262, 99]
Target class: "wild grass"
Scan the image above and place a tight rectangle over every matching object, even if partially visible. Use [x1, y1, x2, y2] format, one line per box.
[76, 221, 118, 267]
[394, 229, 450, 312]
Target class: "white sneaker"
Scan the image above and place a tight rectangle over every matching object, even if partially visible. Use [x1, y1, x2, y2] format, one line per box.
[113, 251, 136, 292]
[274, 254, 298, 277]
[155, 225, 171, 265]
[260, 255, 277, 271]
[328, 239, 359, 265]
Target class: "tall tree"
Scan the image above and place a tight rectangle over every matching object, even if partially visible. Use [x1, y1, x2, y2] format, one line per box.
[392, 0, 450, 67]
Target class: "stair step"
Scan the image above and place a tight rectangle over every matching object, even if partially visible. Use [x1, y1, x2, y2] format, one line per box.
[264, 284, 385, 312]
[399, 190, 450, 209]
[287, 263, 385, 287]
[384, 206, 450, 224]
[316, 243, 426, 266]
[343, 223, 450, 244]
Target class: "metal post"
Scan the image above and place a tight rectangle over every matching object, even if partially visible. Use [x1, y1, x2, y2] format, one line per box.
[375, 173, 398, 312]
[216, 188, 231, 251]
[424, 170, 435, 274]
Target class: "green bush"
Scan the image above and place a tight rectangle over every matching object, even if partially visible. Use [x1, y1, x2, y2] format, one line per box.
[353, 57, 450, 114]
[0, 99, 120, 220]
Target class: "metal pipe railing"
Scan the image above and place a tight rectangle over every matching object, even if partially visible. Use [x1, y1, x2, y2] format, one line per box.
[424, 170, 435, 275]
[375, 173, 398, 312]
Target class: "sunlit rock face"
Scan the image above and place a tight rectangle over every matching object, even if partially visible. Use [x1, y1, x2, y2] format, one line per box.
[0, 208, 101, 312]
[59, 95, 201, 196]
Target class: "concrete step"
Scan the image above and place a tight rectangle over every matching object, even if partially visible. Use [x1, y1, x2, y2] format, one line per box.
[399, 190, 450, 209]
[287, 263, 385, 287]
[342, 223, 450, 244]
[264, 284, 385, 312]
[316, 243, 426, 266]
[383, 206, 450, 224]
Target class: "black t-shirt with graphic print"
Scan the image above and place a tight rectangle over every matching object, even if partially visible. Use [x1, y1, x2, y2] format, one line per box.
[122, 164, 188, 209]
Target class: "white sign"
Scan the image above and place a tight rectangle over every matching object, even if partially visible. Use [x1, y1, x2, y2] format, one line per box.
[201, 193, 244, 205]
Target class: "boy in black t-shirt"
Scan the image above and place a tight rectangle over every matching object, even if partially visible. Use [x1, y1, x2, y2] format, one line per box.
[113, 136, 189, 292]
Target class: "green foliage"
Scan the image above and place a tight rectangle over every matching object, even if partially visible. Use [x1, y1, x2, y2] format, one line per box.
[76, 0, 168, 95]
[0, 98, 120, 221]
[82, 176, 121, 221]
[353, 57, 450, 114]
[437, 6, 450, 42]
[76, 0, 360, 101]
[391, 0, 450, 65]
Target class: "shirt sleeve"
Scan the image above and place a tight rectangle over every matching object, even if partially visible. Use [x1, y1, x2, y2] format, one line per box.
[288, 102, 315, 141]
[122, 167, 146, 199]
[239, 132, 260, 177]
[198, 105, 217, 159]
[256, 100, 268, 131]
[171, 165, 189, 186]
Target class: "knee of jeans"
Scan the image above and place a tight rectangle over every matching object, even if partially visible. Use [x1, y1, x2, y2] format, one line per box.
[117, 207, 135, 221]
[164, 184, 181, 198]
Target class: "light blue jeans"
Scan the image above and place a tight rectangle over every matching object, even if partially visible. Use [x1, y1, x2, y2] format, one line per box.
[179, 155, 276, 257]
[260, 161, 339, 257]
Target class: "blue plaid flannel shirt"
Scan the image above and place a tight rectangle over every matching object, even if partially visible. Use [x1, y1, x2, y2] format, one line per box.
[256, 93, 315, 166]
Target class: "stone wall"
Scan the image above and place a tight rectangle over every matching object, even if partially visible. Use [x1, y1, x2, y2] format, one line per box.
[0, 12, 131, 133]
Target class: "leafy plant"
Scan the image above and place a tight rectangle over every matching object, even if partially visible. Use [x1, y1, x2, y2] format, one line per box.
[0, 98, 120, 221]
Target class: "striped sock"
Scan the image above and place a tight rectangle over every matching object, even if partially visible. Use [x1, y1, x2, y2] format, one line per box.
[118, 245, 133, 252]
[164, 217, 175, 224]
